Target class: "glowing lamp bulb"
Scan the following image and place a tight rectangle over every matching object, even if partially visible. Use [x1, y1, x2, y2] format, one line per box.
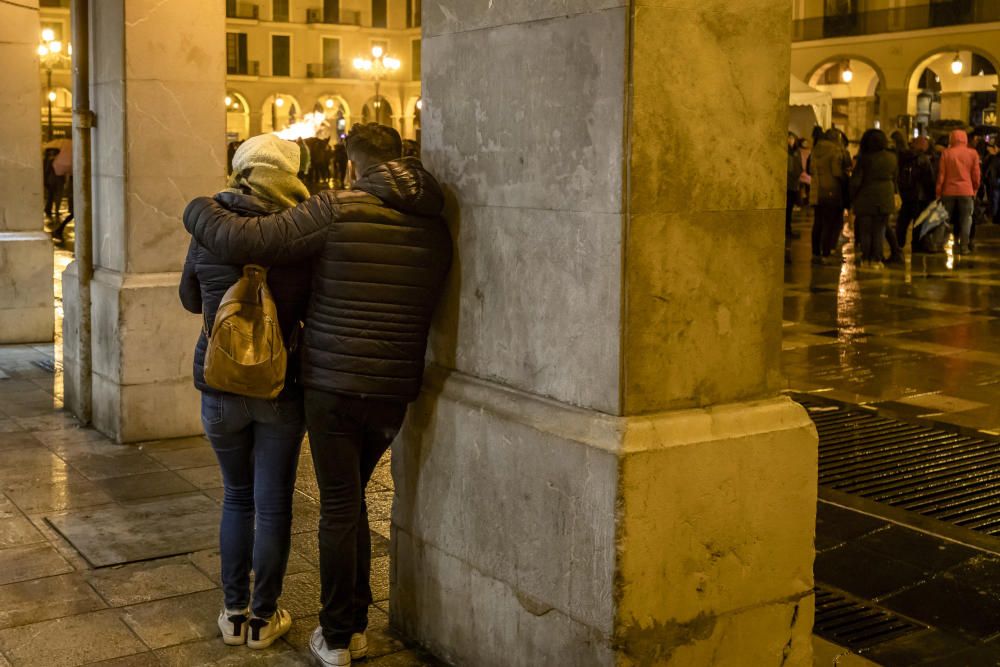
[41, 28, 55, 42]
[49, 41, 61, 54]
[37, 44, 49, 57]
[416, 99, 422, 110]
[841, 66, 853, 83]
[325, 98, 334, 108]
[951, 55, 963, 75]
[224, 95, 232, 106]
[67, 43, 72, 56]
[371, 45, 384, 58]
[47, 91, 56, 102]
[275, 97, 285, 108]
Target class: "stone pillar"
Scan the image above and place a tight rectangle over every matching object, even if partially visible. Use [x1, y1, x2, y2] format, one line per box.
[879, 88, 910, 134]
[63, 0, 225, 442]
[847, 96, 876, 142]
[940, 92, 970, 124]
[0, 0, 54, 344]
[392, 2, 817, 666]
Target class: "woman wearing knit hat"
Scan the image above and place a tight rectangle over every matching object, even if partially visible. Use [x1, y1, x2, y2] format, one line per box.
[179, 133, 312, 650]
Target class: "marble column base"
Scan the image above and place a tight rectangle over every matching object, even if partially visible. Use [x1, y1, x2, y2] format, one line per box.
[392, 368, 818, 666]
[63, 267, 201, 442]
[0, 232, 53, 344]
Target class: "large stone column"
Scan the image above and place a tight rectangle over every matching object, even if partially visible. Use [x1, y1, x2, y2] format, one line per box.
[63, 0, 225, 442]
[393, 2, 818, 665]
[0, 0, 54, 344]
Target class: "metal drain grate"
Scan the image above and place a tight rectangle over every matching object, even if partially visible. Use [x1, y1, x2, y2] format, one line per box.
[801, 398, 1000, 537]
[814, 587, 924, 650]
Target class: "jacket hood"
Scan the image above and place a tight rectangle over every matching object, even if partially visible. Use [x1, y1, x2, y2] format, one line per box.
[213, 190, 283, 216]
[354, 157, 445, 217]
[949, 129, 969, 147]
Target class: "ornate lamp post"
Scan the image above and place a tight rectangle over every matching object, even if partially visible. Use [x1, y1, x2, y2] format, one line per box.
[353, 46, 400, 126]
[38, 29, 71, 141]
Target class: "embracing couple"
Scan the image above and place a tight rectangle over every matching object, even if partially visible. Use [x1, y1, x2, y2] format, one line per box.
[179, 123, 452, 666]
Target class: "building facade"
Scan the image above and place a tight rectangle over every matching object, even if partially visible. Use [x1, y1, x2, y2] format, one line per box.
[39, 0, 423, 142]
[791, 0, 999, 141]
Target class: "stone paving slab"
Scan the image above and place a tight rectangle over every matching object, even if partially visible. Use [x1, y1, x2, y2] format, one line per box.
[0, 574, 106, 630]
[47, 493, 220, 567]
[0, 609, 147, 667]
[0, 543, 73, 586]
[85, 556, 216, 607]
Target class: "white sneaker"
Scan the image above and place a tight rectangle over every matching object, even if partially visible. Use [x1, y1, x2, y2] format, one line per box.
[246, 608, 292, 650]
[310, 626, 352, 666]
[349, 631, 368, 659]
[218, 607, 249, 646]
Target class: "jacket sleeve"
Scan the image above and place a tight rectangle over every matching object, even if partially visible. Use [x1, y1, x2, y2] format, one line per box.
[183, 191, 334, 265]
[972, 154, 982, 194]
[936, 158, 945, 199]
[849, 161, 863, 205]
[178, 237, 202, 314]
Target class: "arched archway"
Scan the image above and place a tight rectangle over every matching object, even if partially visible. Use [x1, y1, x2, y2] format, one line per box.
[807, 56, 884, 142]
[905, 46, 999, 132]
[261, 93, 303, 133]
[225, 91, 250, 141]
[317, 94, 351, 140]
[361, 95, 394, 127]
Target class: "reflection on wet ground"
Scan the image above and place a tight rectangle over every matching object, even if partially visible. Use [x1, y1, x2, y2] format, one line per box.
[786, 213, 1000, 665]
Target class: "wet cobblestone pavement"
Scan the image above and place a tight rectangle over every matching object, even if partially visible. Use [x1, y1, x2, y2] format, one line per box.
[787, 213, 1000, 665]
[0, 254, 440, 666]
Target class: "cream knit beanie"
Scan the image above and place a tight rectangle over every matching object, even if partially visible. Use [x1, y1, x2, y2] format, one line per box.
[231, 134, 300, 175]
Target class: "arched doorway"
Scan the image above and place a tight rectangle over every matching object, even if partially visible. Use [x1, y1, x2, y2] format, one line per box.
[361, 95, 393, 127]
[808, 57, 882, 144]
[906, 49, 999, 135]
[317, 94, 351, 140]
[261, 93, 303, 133]
[225, 91, 250, 142]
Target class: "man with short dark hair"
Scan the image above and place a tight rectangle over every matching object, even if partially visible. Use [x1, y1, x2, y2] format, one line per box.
[183, 123, 452, 667]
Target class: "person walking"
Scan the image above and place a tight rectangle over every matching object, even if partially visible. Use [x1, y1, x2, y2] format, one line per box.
[936, 129, 982, 255]
[179, 134, 313, 651]
[895, 136, 936, 249]
[786, 132, 803, 241]
[850, 129, 898, 266]
[183, 123, 453, 667]
[809, 128, 852, 264]
[984, 139, 1000, 223]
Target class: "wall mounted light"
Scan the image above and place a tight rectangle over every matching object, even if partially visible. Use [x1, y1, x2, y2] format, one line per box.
[841, 63, 853, 83]
[951, 53, 963, 75]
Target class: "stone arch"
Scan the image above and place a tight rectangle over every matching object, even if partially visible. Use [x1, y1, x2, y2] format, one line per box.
[261, 93, 303, 133]
[805, 54, 888, 93]
[225, 90, 250, 141]
[317, 94, 352, 139]
[905, 45, 1000, 123]
[361, 94, 395, 127]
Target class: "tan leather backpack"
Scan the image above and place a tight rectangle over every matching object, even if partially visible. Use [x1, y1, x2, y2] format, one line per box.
[203, 265, 288, 399]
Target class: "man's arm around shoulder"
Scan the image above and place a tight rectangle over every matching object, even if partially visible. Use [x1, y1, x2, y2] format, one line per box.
[182, 190, 338, 265]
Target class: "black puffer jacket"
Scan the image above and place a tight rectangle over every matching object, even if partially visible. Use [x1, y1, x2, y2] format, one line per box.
[183, 158, 452, 402]
[179, 192, 312, 397]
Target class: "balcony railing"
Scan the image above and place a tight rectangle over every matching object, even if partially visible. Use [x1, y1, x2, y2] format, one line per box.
[793, 1, 1000, 41]
[226, 3, 260, 20]
[307, 62, 342, 78]
[228, 60, 260, 76]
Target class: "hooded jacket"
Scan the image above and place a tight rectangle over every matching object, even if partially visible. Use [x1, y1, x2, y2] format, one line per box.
[179, 192, 312, 397]
[936, 130, 981, 198]
[809, 129, 851, 207]
[183, 157, 453, 402]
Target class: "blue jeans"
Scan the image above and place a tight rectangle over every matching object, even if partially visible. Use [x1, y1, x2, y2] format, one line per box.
[941, 195, 974, 251]
[201, 391, 306, 617]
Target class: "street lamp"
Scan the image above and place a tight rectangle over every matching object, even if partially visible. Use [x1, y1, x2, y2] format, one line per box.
[38, 30, 71, 140]
[353, 45, 400, 126]
[841, 62, 853, 83]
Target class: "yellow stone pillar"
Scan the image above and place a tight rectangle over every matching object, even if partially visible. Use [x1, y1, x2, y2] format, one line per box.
[62, 0, 225, 441]
[393, 1, 818, 665]
[0, 0, 54, 344]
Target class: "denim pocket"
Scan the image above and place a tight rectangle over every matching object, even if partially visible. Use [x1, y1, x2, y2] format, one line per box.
[201, 392, 225, 426]
[271, 398, 304, 424]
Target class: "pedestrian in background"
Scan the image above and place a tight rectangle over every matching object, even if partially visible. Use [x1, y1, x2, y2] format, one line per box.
[851, 129, 898, 267]
[937, 129, 982, 255]
[786, 132, 803, 241]
[896, 136, 936, 249]
[809, 128, 852, 265]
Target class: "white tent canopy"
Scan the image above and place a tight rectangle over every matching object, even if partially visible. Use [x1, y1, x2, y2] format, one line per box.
[789, 74, 832, 137]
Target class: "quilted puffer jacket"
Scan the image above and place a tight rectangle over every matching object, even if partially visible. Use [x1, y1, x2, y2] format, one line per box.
[179, 191, 312, 397]
[183, 158, 453, 402]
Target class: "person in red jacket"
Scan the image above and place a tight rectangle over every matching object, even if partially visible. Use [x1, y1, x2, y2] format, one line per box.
[936, 129, 982, 255]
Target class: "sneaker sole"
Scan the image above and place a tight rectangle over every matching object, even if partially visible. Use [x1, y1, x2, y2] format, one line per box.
[221, 634, 246, 647]
[350, 645, 367, 659]
[247, 624, 290, 650]
[310, 643, 351, 666]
